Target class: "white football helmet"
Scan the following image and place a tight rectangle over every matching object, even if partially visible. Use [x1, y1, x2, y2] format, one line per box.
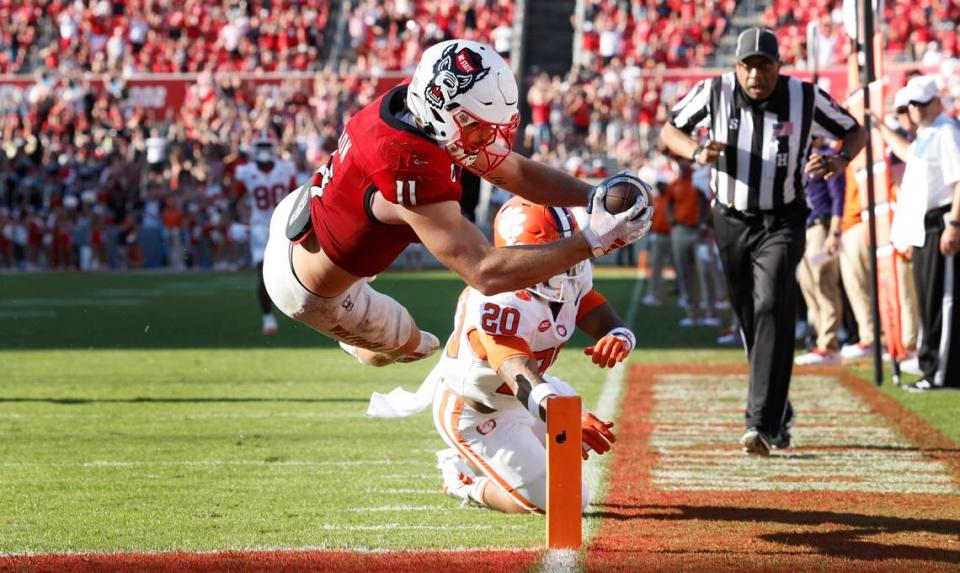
[407, 39, 519, 174]
[250, 132, 277, 165]
[494, 196, 583, 303]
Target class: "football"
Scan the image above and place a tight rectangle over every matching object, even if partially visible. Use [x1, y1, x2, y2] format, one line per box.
[603, 179, 648, 216]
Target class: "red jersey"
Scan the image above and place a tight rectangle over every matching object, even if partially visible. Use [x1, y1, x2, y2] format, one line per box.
[309, 85, 462, 277]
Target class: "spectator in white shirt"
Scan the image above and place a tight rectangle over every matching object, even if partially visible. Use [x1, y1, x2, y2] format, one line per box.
[875, 76, 960, 391]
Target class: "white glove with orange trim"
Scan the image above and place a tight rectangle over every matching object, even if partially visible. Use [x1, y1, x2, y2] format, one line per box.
[581, 412, 616, 460]
[584, 327, 635, 369]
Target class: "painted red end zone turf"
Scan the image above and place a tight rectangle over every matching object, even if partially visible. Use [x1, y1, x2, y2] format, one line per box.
[587, 364, 960, 573]
[0, 549, 539, 573]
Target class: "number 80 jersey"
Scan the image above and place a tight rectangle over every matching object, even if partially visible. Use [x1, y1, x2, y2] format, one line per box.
[435, 263, 604, 412]
[237, 160, 298, 232]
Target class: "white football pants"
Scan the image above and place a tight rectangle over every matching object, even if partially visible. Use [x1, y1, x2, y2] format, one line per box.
[263, 191, 415, 353]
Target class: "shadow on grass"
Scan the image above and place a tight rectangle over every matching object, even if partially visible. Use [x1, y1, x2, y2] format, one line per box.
[588, 503, 960, 563]
[0, 397, 368, 405]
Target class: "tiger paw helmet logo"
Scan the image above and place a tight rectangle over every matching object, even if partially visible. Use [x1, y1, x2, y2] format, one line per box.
[424, 43, 490, 111]
[496, 206, 526, 246]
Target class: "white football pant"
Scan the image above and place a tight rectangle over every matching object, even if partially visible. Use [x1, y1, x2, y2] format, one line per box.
[432, 383, 589, 514]
[263, 191, 415, 353]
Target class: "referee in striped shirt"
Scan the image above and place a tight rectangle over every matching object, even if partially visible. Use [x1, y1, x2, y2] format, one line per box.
[661, 28, 866, 456]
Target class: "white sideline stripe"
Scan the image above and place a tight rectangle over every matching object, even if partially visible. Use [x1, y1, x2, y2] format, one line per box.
[542, 549, 578, 573]
[541, 267, 645, 572]
[319, 523, 526, 532]
[0, 459, 423, 468]
[1, 546, 537, 558]
[363, 488, 438, 495]
[347, 505, 448, 512]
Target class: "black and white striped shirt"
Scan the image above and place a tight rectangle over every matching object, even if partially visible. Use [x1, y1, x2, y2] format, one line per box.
[671, 72, 859, 212]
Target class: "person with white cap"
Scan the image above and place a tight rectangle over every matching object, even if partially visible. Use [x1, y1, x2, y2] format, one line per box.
[873, 75, 960, 390]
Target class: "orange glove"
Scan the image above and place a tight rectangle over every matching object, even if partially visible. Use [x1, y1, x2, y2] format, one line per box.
[581, 412, 616, 460]
[584, 327, 635, 368]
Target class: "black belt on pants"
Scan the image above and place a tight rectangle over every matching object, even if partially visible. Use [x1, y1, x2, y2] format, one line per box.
[925, 204, 953, 229]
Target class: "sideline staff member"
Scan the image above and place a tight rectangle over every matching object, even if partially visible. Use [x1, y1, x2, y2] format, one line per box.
[875, 76, 960, 391]
[660, 28, 866, 455]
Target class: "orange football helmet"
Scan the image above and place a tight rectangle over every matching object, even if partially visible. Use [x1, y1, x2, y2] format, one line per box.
[493, 196, 583, 302]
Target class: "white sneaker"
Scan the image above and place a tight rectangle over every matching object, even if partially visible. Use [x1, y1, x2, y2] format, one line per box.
[841, 342, 871, 359]
[679, 317, 701, 327]
[794, 348, 841, 366]
[717, 329, 742, 346]
[436, 449, 480, 506]
[900, 356, 922, 375]
[262, 314, 278, 335]
[701, 316, 722, 327]
[642, 294, 660, 306]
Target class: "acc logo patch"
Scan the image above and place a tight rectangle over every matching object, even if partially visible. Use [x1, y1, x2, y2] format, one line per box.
[538, 320, 551, 332]
[476, 419, 497, 435]
[556, 324, 568, 337]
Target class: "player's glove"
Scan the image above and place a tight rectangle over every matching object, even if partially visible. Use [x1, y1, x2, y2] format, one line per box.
[581, 411, 616, 460]
[581, 180, 654, 258]
[584, 327, 635, 368]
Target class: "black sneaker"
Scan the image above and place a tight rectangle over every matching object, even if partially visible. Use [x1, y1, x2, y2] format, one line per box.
[770, 428, 791, 450]
[740, 428, 772, 456]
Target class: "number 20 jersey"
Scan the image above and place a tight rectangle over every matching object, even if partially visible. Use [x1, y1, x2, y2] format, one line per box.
[435, 263, 601, 412]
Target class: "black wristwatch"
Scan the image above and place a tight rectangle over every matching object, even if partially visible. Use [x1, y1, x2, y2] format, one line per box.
[949, 219, 960, 228]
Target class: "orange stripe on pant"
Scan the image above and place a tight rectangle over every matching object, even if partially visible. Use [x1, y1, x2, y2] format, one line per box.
[436, 388, 543, 514]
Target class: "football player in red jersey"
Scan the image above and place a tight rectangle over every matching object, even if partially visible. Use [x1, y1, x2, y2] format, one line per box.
[263, 40, 653, 367]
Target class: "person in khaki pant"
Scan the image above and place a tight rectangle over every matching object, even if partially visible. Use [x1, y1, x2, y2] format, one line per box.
[796, 139, 845, 365]
[837, 170, 876, 359]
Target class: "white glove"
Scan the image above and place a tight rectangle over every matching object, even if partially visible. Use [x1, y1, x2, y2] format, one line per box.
[580, 182, 654, 258]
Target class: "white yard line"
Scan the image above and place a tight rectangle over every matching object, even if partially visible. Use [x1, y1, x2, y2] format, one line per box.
[0, 459, 423, 469]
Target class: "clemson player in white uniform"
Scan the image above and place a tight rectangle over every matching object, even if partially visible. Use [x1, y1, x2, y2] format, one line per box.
[235, 136, 298, 334]
[428, 195, 637, 514]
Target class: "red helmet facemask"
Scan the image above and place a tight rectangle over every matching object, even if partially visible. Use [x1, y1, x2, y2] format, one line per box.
[443, 107, 519, 176]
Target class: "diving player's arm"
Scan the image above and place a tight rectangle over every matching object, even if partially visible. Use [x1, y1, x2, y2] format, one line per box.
[479, 151, 593, 207]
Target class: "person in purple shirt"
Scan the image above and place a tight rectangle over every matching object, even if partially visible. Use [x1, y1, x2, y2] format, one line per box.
[795, 137, 846, 365]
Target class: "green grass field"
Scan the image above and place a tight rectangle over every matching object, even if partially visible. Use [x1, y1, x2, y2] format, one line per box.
[1, 270, 958, 555]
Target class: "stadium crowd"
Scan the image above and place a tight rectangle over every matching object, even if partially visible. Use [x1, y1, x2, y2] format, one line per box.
[764, 0, 960, 68]
[0, 69, 379, 270]
[576, 0, 735, 68]
[2, 1, 960, 367]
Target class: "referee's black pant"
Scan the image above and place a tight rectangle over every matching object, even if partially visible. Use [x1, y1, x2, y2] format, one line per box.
[713, 204, 807, 434]
[912, 206, 960, 387]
